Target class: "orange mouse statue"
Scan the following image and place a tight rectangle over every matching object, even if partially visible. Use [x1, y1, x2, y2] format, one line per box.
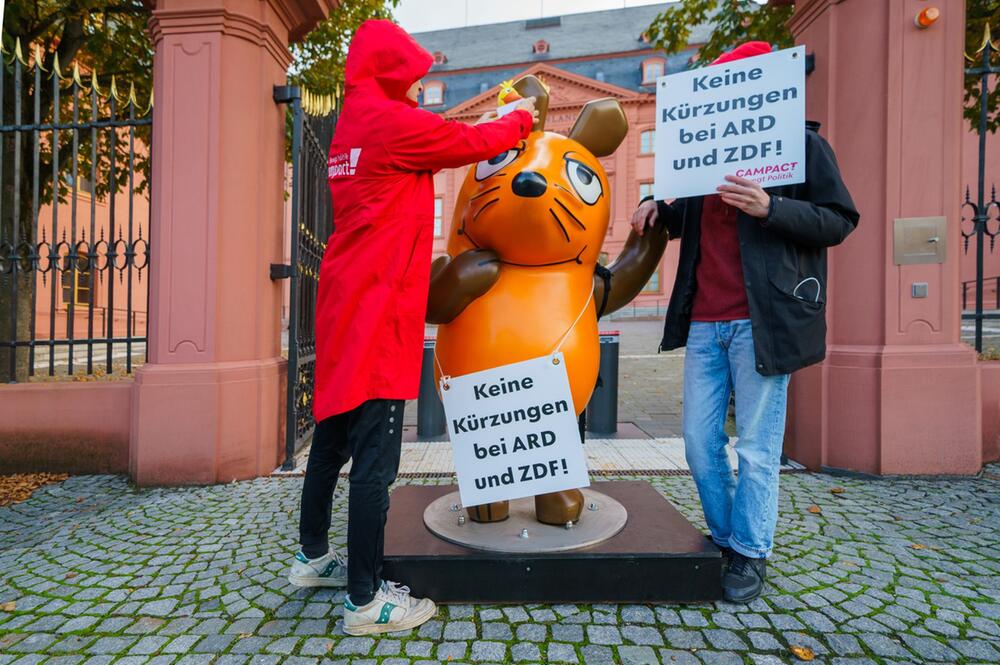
[427, 76, 669, 526]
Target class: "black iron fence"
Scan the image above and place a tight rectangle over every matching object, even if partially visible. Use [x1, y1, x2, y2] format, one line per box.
[0, 40, 152, 383]
[273, 86, 337, 469]
[961, 28, 1000, 353]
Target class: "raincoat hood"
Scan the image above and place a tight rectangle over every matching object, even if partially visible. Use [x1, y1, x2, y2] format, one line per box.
[344, 19, 433, 106]
[711, 41, 773, 65]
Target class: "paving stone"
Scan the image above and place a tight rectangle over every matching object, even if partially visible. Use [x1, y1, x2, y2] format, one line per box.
[481, 621, 512, 640]
[704, 628, 747, 650]
[416, 619, 442, 639]
[511, 642, 541, 662]
[551, 623, 584, 642]
[470, 641, 506, 662]
[192, 634, 236, 653]
[662, 628, 705, 649]
[899, 634, 959, 661]
[86, 637, 138, 654]
[617, 645, 658, 665]
[443, 620, 477, 640]
[622, 625, 663, 646]
[657, 650, 700, 665]
[697, 651, 744, 665]
[621, 606, 656, 624]
[547, 643, 578, 663]
[436, 642, 468, 660]
[516, 622, 547, 642]
[130, 636, 171, 655]
[748, 631, 783, 651]
[826, 633, 863, 655]
[587, 625, 623, 645]
[299, 638, 335, 657]
[164, 635, 203, 654]
[405, 641, 433, 657]
[580, 644, 615, 665]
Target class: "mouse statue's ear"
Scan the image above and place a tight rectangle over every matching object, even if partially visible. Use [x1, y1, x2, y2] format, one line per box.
[568, 98, 629, 157]
[512, 75, 549, 131]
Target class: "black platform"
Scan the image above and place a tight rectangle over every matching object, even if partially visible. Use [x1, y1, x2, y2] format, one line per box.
[383, 480, 722, 603]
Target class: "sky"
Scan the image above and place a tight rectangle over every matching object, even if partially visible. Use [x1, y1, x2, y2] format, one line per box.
[393, 0, 676, 34]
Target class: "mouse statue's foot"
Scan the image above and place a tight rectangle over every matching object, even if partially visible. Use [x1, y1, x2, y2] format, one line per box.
[534, 489, 584, 525]
[466, 501, 509, 523]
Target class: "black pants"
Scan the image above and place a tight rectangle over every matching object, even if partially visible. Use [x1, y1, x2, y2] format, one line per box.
[299, 399, 404, 605]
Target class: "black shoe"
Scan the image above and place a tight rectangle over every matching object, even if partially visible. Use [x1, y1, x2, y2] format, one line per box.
[723, 552, 766, 603]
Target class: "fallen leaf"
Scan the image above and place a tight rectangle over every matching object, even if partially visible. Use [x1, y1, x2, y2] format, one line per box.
[789, 645, 815, 661]
[910, 543, 927, 550]
[65, 572, 77, 579]
[830, 487, 845, 494]
[0, 602, 15, 612]
[325, 642, 333, 652]
[806, 505, 822, 514]
[238, 633, 252, 639]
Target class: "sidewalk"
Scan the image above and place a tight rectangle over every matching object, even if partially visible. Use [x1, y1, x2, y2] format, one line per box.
[2, 468, 999, 664]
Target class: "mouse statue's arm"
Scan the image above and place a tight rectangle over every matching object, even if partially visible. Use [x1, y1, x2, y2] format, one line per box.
[592, 219, 670, 318]
[426, 249, 501, 324]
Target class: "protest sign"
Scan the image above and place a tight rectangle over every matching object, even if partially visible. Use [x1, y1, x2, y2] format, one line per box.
[654, 45, 806, 200]
[440, 353, 590, 508]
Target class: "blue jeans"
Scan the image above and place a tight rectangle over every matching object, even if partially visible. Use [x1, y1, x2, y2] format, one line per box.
[683, 320, 790, 559]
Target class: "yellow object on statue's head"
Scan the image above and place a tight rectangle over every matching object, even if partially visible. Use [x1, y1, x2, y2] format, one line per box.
[497, 79, 522, 106]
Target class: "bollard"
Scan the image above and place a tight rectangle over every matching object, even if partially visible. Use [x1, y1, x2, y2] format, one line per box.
[586, 330, 620, 435]
[418, 337, 447, 438]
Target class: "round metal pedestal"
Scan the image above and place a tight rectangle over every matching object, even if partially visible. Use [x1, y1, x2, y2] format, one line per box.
[423, 489, 628, 554]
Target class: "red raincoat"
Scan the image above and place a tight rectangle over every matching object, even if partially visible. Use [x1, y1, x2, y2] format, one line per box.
[313, 20, 533, 420]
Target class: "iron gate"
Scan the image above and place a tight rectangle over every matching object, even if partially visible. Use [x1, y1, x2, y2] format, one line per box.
[1, 40, 152, 383]
[961, 27, 1000, 353]
[273, 85, 337, 469]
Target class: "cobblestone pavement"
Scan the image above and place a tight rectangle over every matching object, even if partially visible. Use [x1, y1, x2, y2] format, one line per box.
[2, 469, 999, 665]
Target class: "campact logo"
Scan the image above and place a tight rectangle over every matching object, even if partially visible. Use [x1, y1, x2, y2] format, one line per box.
[328, 148, 362, 178]
[735, 161, 799, 183]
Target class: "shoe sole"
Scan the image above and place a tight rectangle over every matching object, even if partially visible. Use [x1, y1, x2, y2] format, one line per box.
[287, 574, 347, 588]
[343, 602, 438, 636]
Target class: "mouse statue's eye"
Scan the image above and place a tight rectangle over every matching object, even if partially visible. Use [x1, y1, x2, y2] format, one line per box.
[475, 149, 521, 181]
[565, 158, 603, 205]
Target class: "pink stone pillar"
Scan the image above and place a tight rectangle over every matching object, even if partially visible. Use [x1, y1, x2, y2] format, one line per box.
[131, 0, 338, 485]
[785, 0, 981, 475]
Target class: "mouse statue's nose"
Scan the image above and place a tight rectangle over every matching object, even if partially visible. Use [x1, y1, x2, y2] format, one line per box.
[511, 171, 548, 198]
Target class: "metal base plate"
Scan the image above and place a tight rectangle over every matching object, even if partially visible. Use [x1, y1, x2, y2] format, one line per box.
[423, 490, 627, 554]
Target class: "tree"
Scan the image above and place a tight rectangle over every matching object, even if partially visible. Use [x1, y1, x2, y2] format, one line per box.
[0, 0, 397, 381]
[646, 0, 999, 133]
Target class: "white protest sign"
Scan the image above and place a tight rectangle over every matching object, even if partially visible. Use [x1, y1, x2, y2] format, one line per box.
[440, 353, 590, 508]
[654, 45, 806, 200]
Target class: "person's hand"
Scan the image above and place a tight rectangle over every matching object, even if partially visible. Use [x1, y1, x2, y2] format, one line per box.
[518, 96, 540, 122]
[475, 111, 497, 125]
[630, 198, 659, 237]
[717, 175, 770, 218]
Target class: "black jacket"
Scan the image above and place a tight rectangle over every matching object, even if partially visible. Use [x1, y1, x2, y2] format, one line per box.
[654, 126, 859, 376]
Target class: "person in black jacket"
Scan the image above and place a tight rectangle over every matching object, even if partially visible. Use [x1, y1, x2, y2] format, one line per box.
[631, 42, 859, 603]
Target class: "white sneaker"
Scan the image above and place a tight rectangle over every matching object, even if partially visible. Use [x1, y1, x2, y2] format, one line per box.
[288, 550, 347, 587]
[342, 581, 437, 635]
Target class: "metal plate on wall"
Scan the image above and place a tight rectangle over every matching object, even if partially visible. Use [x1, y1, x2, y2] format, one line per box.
[424, 489, 628, 554]
[893, 216, 947, 265]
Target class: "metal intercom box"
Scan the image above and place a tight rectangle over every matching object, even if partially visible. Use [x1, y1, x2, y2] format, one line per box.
[893, 216, 947, 265]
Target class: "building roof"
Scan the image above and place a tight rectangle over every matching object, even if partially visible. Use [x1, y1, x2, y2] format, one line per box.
[413, 4, 712, 72]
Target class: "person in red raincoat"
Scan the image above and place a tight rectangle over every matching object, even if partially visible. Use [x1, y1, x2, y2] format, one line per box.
[288, 19, 536, 635]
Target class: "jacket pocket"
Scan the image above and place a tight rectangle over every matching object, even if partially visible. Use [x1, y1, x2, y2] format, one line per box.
[768, 272, 825, 309]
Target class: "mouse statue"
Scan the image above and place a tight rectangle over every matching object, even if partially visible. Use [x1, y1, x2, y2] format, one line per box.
[427, 75, 670, 526]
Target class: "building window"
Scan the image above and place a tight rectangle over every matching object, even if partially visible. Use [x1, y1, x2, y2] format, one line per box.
[642, 58, 665, 85]
[532, 40, 550, 55]
[640, 130, 655, 154]
[639, 182, 654, 201]
[62, 251, 91, 306]
[434, 197, 444, 236]
[642, 269, 661, 294]
[423, 82, 444, 106]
